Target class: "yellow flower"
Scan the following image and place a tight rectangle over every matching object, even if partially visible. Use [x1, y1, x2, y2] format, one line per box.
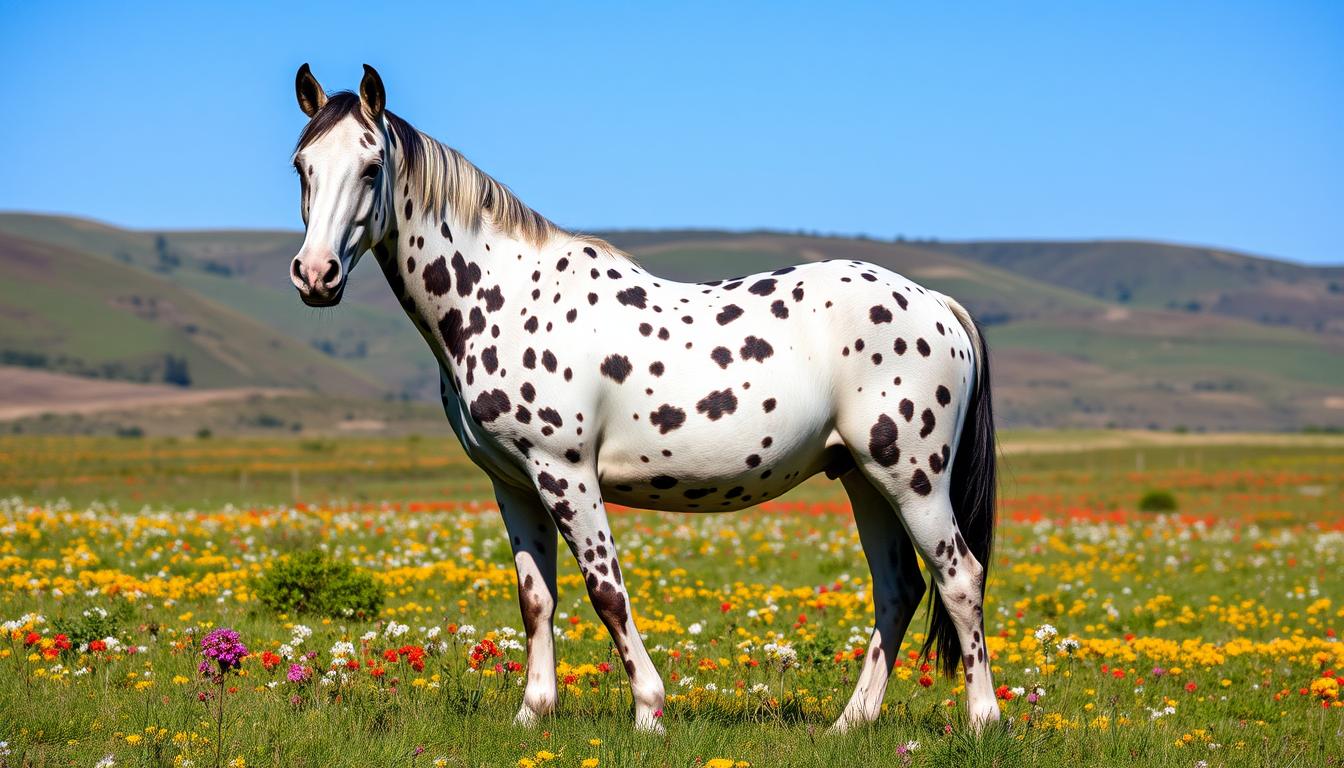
[125, 734, 142, 745]
[581, 760, 599, 768]
[1310, 676, 1339, 700]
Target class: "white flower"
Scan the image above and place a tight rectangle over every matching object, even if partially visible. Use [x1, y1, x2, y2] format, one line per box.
[95, 756, 117, 768]
[903, 740, 920, 753]
[688, 622, 703, 635]
[384, 622, 409, 638]
[1057, 637, 1080, 654]
[763, 641, 798, 669]
[1033, 624, 1058, 643]
[456, 624, 477, 638]
[750, 683, 770, 695]
[360, 631, 377, 642]
[278, 644, 295, 660]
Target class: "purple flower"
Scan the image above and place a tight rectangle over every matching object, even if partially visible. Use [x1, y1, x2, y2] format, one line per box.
[200, 628, 248, 675]
[287, 664, 312, 683]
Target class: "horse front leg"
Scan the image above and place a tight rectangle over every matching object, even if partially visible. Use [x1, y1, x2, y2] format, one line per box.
[494, 480, 559, 726]
[531, 468, 666, 733]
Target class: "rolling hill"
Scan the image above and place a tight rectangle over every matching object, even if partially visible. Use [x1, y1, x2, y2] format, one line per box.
[0, 225, 380, 396]
[1, 213, 1340, 430]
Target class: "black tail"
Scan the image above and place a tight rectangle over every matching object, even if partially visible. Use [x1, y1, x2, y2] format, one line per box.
[922, 315, 997, 678]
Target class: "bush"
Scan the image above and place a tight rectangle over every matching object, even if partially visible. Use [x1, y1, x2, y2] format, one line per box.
[53, 603, 130, 646]
[1138, 489, 1178, 512]
[253, 550, 384, 618]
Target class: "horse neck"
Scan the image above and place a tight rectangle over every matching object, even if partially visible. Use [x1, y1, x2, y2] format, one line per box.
[370, 176, 550, 383]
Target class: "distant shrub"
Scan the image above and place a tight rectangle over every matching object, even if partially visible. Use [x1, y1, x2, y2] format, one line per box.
[1138, 490, 1178, 512]
[253, 551, 383, 618]
[53, 603, 130, 646]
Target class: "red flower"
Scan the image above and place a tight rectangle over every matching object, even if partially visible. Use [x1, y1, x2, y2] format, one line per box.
[918, 675, 934, 688]
[23, 632, 40, 646]
[720, 602, 732, 613]
[563, 674, 578, 685]
[260, 651, 282, 671]
[995, 685, 1014, 701]
[1185, 682, 1197, 693]
[88, 639, 107, 653]
[597, 662, 611, 674]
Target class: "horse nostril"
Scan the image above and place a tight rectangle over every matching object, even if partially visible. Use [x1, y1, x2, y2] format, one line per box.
[291, 258, 307, 288]
[322, 259, 341, 286]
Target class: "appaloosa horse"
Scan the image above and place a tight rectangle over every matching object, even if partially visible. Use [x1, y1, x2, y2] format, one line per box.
[287, 64, 1000, 733]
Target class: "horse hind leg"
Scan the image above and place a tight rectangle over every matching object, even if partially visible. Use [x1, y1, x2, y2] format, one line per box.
[828, 468, 925, 733]
[850, 458, 1001, 728]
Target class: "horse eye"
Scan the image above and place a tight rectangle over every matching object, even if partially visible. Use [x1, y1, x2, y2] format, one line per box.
[361, 164, 381, 181]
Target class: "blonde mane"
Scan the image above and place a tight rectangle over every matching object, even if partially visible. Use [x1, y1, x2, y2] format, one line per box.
[296, 91, 623, 256]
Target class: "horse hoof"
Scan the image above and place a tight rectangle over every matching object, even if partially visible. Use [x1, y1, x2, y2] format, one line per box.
[514, 706, 541, 727]
[634, 715, 665, 735]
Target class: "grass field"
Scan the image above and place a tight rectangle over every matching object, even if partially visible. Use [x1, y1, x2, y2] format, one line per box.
[1, 432, 1342, 767]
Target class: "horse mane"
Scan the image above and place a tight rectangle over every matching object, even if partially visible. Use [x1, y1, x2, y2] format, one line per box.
[295, 91, 622, 256]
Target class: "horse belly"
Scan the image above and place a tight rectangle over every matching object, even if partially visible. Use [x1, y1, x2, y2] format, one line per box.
[596, 400, 840, 513]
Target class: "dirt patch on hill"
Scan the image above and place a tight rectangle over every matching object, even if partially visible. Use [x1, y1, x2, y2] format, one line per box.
[0, 367, 295, 420]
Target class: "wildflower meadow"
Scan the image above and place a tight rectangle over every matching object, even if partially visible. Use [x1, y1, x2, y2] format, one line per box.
[0, 432, 1341, 767]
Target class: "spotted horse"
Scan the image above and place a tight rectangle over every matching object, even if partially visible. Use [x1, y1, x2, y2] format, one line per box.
[286, 64, 1001, 734]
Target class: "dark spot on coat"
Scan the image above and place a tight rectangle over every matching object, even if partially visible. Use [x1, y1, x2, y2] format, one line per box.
[696, 388, 738, 420]
[936, 385, 951, 406]
[869, 305, 892, 323]
[899, 398, 915, 422]
[649, 404, 686, 433]
[710, 347, 733, 368]
[916, 338, 931, 357]
[748, 279, 776, 296]
[616, 286, 647, 308]
[468, 389, 510, 423]
[479, 285, 505, 311]
[910, 469, 932, 495]
[920, 409, 936, 438]
[868, 414, 900, 466]
[740, 336, 774, 362]
[716, 304, 744, 325]
[600, 354, 633, 383]
[422, 255, 452, 295]
[450, 252, 481, 297]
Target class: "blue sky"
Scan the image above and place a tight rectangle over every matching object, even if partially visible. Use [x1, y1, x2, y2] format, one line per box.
[1, 1, 1340, 264]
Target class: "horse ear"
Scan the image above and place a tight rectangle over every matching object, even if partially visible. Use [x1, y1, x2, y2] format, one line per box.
[360, 64, 386, 121]
[295, 63, 327, 117]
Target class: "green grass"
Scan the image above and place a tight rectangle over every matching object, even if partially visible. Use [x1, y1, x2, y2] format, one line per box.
[0, 432, 1341, 767]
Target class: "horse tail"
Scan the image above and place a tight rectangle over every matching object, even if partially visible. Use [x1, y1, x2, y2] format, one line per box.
[923, 298, 997, 678]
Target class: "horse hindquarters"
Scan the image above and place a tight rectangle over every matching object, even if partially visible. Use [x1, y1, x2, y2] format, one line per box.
[835, 307, 1001, 728]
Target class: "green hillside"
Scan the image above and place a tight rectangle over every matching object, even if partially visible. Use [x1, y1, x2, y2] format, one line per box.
[915, 239, 1344, 335]
[0, 231, 380, 395]
[2, 215, 1341, 430]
